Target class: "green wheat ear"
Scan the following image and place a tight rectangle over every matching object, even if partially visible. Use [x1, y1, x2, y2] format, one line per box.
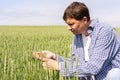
[40, 52, 46, 58]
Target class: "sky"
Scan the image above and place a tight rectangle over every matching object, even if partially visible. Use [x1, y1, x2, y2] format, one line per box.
[0, 0, 120, 27]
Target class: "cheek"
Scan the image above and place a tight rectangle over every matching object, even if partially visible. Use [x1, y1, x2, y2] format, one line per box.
[74, 24, 80, 30]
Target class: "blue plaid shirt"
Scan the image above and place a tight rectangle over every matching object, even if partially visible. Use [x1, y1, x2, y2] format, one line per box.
[55, 19, 120, 80]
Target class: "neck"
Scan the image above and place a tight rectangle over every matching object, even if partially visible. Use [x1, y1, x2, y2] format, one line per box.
[83, 20, 91, 36]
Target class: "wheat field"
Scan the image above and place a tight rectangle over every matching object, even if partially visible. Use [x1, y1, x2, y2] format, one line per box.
[0, 26, 119, 80]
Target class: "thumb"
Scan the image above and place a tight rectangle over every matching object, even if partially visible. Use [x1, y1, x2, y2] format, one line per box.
[42, 50, 51, 58]
[41, 58, 49, 62]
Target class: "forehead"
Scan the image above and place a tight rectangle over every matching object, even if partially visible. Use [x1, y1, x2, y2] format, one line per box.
[66, 18, 78, 23]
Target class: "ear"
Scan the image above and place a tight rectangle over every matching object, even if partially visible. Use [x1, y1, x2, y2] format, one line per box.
[83, 16, 88, 24]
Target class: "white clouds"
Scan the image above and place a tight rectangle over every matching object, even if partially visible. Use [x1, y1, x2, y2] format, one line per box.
[0, 0, 65, 25]
[4, 8, 14, 13]
[0, 16, 64, 25]
[0, 0, 120, 27]
[0, 6, 64, 25]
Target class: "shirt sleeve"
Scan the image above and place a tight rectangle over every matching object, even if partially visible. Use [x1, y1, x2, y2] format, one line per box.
[59, 29, 120, 76]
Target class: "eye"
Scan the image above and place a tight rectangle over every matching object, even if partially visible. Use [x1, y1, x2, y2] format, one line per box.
[68, 23, 74, 26]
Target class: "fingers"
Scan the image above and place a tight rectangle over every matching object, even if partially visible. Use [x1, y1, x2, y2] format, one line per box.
[33, 51, 49, 61]
[42, 60, 49, 70]
[42, 50, 55, 59]
[42, 50, 48, 55]
[33, 52, 42, 60]
[41, 58, 49, 62]
[42, 59, 60, 70]
[42, 50, 47, 54]
[42, 50, 51, 58]
[33, 50, 55, 61]
[33, 51, 59, 70]
[42, 59, 52, 70]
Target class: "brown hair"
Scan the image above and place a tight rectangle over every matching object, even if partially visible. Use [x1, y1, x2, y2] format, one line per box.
[63, 2, 90, 21]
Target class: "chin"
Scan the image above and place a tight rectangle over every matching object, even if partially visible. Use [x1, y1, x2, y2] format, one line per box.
[73, 32, 80, 35]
